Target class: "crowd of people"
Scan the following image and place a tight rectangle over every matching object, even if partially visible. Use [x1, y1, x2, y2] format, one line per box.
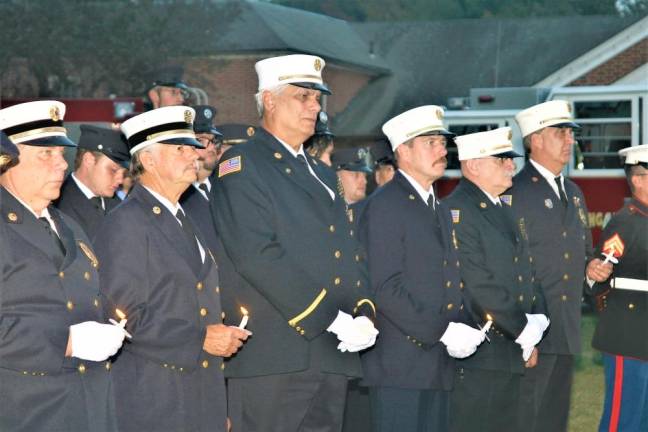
[0, 53, 646, 432]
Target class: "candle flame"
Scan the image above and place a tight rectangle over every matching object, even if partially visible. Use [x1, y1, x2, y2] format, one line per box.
[116, 308, 126, 320]
[486, 313, 493, 321]
[240, 306, 249, 316]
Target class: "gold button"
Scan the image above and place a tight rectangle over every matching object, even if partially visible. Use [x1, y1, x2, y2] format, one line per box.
[531, 276, 535, 282]
[409, 194, 416, 200]
[196, 282, 203, 290]
[443, 260, 448, 267]
[221, 362, 225, 370]
[105, 361, 111, 370]
[221, 312, 226, 319]
[285, 168, 292, 174]
[8, 212, 17, 222]
[215, 286, 220, 294]
[329, 225, 335, 232]
[93, 298, 100, 308]
[629, 303, 635, 310]
[518, 275, 523, 282]
[59, 271, 65, 279]
[22, 371, 28, 375]
[299, 329, 305, 335]
[296, 326, 302, 332]
[529, 256, 533, 263]
[480, 202, 487, 208]
[78, 364, 86, 374]
[202, 360, 209, 368]
[334, 250, 341, 259]
[407, 335, 411, 340]
[349, 230, 354, 236]
[66, 301, 74, 310]
[170, 365, 176, 370]
[563, 274, 569, 281]
[562, 231, 567, 238]
[84, 272, 91, 281]
[456, 261, 460, 268]
[518, 295, 524, 302]
[273, 152, 282, 159]
[334, 277, 341, 285]
[355, 254, 360, 262]
[179, 367, 184, 372]
[200, 307, 208, 317]
[152, 206, 161, 215]
[447, 303, 454, 310]
[459, 282, 464, 289]
[356, 280, 361, 287]
[163, 363, 168, 368]
[533, 295, 537, 302]
[561, 295, 567, 301]
[564, 253, 570, 260]
[446, 281, 451, 288]
[514, 257, 518, 263]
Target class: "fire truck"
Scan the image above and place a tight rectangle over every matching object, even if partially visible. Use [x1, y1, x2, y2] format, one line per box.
[439, 84, 647, 243]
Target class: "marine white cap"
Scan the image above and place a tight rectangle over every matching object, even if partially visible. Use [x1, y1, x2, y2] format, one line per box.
[619, 144, 648, 165]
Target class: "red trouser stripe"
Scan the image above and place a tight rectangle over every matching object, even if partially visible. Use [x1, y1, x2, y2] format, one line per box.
[609, 355, 624, 432]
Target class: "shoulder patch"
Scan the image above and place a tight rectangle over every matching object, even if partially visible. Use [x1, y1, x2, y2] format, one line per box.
[500, 195, 512, 206]
[218, 156, 242, 178]
[450, 209, 461, 224]
[602, 233, 625, 258]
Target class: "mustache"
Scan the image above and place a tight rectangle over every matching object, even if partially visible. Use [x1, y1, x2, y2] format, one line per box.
[435, 157, 448, 165]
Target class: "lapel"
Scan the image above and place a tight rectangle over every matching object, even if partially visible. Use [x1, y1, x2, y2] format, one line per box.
[524, 163, 566, 219]
[460, 179, 516, 243]
[393, 171, 444, 233]
[50, 206, 78, 269]
[67, 176, 104, 219]
[1, 188, 65, 268]
[257, 128, 333, 205]
[130, 184, 202, 276]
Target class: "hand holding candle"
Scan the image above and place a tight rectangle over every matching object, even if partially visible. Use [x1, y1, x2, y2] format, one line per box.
[238, 307, 249, 329]
[601, 250, 618, 265]
[109, 308, 132, 339]
[481, 314, 493, 342]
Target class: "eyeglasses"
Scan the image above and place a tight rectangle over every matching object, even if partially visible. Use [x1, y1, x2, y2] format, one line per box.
[197, 137, 222, 148]
[480, 157, 513, 165]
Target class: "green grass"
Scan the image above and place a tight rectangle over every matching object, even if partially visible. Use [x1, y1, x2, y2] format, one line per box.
[568, 313, 604, 432]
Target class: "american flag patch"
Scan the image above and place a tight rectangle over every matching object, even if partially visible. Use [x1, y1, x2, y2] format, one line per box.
[500, 194, 512, 206]
[450, 209, 460, 224]
[218, 156, 242, 177]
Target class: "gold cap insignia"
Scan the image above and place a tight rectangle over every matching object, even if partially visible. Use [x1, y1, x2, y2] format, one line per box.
[246, 126, 255, 137]
[7, 212, 18, 222]
[508, 130, 513, 140]
[566, 102, 572, 113]
[78, 241, 99, 268]
[152, 206, 161, 215]
[436, 110, 443, 120]
[184, 110, 193, 124]
[0, 155, 11, 167]
[50, 106, 60, 122]
[314, 58, 322, 72]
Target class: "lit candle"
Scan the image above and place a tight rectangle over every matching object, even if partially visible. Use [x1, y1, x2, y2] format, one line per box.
[481, 314, 493, 342]
[109, 308, 132, 339]
[238, 307, 249, 329]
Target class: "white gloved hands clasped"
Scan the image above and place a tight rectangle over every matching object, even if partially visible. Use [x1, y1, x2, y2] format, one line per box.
[440, 322, 486, 359]
[327, 311, 379, 352]
[515, 313, 550, 361]
[69, 321, 127, 362]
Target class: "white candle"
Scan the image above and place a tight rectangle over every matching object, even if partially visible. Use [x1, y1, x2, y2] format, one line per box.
[238, 307, 249, 329]
[601, 251, 618, 265]
[481, 314, 493, 342]
[110, 308, 132, 339]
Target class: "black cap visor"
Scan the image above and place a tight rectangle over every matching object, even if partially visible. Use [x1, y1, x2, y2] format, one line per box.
[23, 135, 77, 148]
[194, 125, 224, 138]
[291, 82, 331, 95]
[550, 121, 581, 130]
[337, 162, 373, 174]
[419, 129, 457, 139]
[492, 150, 523, 159]
[159, 137, 204, 148]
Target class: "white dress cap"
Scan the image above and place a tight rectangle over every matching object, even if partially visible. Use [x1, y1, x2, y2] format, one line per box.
[515, 100, 580, 138]
[456, 127, 522, 161]
[121, 106, 202, 155]
[381, 105, 454, 151]
[0, 100, 75, 147]
[255, 54, 330, 94]
[619, 144, 648, 165]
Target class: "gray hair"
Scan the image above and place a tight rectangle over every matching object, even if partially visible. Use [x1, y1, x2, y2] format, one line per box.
[130, 144, 160, 179]
[254, 84, 289, 118]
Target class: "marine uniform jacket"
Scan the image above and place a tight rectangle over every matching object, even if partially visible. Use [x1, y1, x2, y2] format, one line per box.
[0, 187, 113, 432]
[358, 172, 465, 390]
[592, 198, 648, 360]
[211, 127, 375, 378]
[507, 162, 593, 355]
[444, 179, 547, 374]
[55, 175, 121, 240]
[94, 184, 227, 432]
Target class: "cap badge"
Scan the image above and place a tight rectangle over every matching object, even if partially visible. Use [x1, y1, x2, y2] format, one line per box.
[246, 126, 255, 137]
[204, 109, 212, 119]
[50, 106, 61, 122]
[436, 110, 443, 120]
[314, 58, 322, 72]
[544, 199, 553, 209]
[184, 110, 193, 124]
[566, 102, 572, 113]
[152, 206, 162, 215]
[7, 212, 18, 222]
[78, 241, 99, 268]
[508, 130, 513, 140]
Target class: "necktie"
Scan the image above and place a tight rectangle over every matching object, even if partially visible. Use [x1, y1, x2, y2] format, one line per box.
[296, 154, 309, 169]
[38, 217, 66, 257]
[554, 177, 568, 207]
[198, 183, 209, 200]
[90, 196, 105, 214]
[175, 209, 201, 261]
[426, 195, 436, 211]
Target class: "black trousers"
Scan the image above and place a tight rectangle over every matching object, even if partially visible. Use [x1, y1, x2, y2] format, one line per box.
[342, 380, 372, 432]
[369, 386, 450, 432]
[518, 353, 574, 432]
[227, 369, 348, 432]
[450, 367, 520, 432]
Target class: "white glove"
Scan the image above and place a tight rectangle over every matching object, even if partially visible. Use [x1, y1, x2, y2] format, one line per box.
[328, 311, 379, 351]
[515, 314, 550, 361]
[440, 322, 486, 359]
[69, 321, 127, 362]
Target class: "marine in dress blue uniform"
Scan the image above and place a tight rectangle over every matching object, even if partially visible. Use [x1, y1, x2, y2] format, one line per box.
[510, 100, 613, 432]
[212, 54, 377, 432]
[359, 106, 484, 432]
[443, 127, 549, 432]
[592, 144, 648, 432]
[55, 125, 130, 240]
[94, 106, 248, 432]
[0, 101, 126, 431]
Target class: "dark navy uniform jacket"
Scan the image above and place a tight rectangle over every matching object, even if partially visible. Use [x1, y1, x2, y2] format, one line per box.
[358, 171, 465, 390]
[507, 162, 593, 355]
[211, 127, 375, 379]
[94, 184, 227, 432]
[444, 178, 547, 374]
[1, 187, 113, 431]
[55, 175, 120, 240]
[592, 198, 648, 360]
